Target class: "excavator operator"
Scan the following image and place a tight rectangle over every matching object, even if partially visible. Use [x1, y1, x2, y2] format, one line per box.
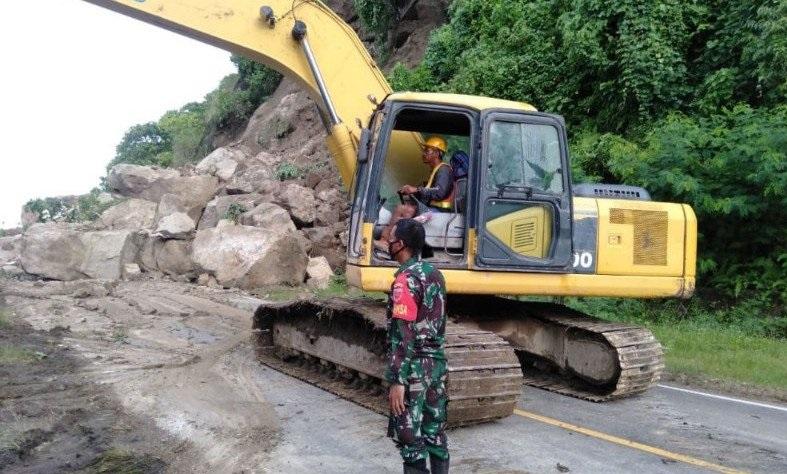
[375, 136, 455, 251]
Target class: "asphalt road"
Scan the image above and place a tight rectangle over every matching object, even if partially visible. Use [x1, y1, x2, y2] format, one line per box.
[252, 364, 787, 474]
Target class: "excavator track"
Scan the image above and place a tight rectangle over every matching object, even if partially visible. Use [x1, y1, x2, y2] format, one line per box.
[449, 296, 664, 401]
[252, 298, 523, 427]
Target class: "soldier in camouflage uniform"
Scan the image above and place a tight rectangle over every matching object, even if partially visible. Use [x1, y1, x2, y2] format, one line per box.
[385, 218, 450, 474]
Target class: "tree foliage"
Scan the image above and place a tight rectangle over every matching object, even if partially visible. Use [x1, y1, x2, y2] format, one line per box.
[391, 0, 785, 133]
[391, 0, 787, 311]
[108, 56, 281, 170]
[107, 122, 173, 170]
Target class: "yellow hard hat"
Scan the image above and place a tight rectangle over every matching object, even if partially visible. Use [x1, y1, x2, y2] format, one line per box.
[422, 136, 447, 154]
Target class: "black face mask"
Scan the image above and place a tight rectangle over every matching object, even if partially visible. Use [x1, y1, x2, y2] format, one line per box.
[388, 239, 404, 258]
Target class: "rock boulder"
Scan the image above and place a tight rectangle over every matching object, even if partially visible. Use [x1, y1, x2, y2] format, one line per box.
[107, 164, 218, 221]
[277, 183, 316, 227]
[155, 239, 196, 277]
[239, 203, 296, 233]
[154, 212, 195, 240]
[20, 223, 88, 280]
[0, 234, 22, 266]
[198, 194, 266, 230]
[107, 164, 180, 198]
[196, 147, 244, 181]
[306, 256, 334, 289]
[191, 223, 307, 288]
[79, 230, 141, 280]
[99, 198, 157, 230]
[154, 193, 187, 224]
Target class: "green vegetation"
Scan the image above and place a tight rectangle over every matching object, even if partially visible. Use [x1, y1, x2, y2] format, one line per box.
[0, 345, 39, 364]
[23, 189, 117, 224]
[85, 448, 165, 474]
[391, 0, 786, 337]
[655, 323, 787, 390]
[108, 55, 281, 170]
[111, 328, 129, 344]
[222, 203, 248, 223]
[568, 297, 787, 389]
[274, 162, 303, 181]
[312, 273, 387, 302]
[0, 308, 10, 328]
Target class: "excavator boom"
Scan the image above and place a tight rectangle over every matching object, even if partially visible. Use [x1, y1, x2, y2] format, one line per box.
[83, 0, 391, 185]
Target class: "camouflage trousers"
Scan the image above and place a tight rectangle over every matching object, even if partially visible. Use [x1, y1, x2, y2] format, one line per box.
[387, 357, 449, 463]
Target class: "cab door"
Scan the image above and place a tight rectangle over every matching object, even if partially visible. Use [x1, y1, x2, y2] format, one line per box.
[475, 112, 573, 271]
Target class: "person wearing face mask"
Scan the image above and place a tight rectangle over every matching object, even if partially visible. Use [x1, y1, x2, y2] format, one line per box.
[385, 219, 450, 474]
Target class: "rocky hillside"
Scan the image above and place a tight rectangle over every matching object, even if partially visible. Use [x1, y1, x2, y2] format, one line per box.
[0, 0, 446, 292]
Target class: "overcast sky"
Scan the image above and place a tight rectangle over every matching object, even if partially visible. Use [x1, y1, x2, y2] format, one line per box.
[0, 1, 235, 228]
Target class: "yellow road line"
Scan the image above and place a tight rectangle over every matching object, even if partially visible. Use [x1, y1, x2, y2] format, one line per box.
[513, 409, 747, 474]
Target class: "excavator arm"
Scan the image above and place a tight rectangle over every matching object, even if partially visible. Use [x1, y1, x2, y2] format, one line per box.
[83, 0, 392, 186]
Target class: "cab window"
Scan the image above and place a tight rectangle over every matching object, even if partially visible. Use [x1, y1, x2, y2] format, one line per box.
[486, 122, 563, 194]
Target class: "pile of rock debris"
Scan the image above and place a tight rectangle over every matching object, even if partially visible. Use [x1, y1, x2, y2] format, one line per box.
[1, 136, 348, 291]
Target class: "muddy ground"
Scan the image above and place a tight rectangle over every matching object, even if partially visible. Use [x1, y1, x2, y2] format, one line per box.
[2, 274, 785, 474]
[1, 276, 279, 473]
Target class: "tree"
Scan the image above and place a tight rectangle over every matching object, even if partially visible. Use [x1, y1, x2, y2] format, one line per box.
[107, 122, 172, 170]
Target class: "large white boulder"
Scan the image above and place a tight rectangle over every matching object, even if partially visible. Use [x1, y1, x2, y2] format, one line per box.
[20, 223, 88, 280]
[154, 193, 187, 224]
[107, 164, 218, 221]
[155, 239, 195, 276]
[19, 224, 141, 281]
[79, 230, 140, 280]
[191, 223, 307, 289]
[106, 164, 180, 198]
[196, 147, 244, 181]
[306, 256, 334, 289]
[239, 202, 296, 233]
[277, 183, 316, 227]
[99, 198, 157, 230]
[154, 212, 195, 240]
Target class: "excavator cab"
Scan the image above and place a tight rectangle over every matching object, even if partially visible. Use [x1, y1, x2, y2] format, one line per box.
[349, 95, 574, 273]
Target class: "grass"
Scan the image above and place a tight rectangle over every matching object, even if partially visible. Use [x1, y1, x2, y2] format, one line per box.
[312, 274, 387, 302]
[566, 297, 787, 392]
[111, 328, 129, 343]
[0, 345, 40, 364]
[0, 308, 10, 328]
[84, 448, 165, 474]
[652, 321, 787, 390]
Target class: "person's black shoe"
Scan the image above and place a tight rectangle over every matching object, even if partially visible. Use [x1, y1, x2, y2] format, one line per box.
[403, 458, 429, 473]
[430, 454, 449, 474]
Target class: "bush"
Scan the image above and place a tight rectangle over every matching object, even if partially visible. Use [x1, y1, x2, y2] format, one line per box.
[108, 56, 282, 171]
[274, 163, 302, 181]
[106, 122, 172, 171]
[223, 203, 248, 223]
[23, 189, 116, 224]
[575, 105, 787, 307]
[389, 0, 785, 134]
[159, 102, 207, 166]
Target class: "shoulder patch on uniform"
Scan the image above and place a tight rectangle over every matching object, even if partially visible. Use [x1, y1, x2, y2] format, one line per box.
[391, 273, 418, 322]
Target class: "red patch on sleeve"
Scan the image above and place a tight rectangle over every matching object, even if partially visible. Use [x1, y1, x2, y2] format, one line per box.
[391, 273, 418, 322]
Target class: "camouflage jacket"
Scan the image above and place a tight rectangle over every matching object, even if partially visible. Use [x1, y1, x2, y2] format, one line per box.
[385, 257, 447, 385]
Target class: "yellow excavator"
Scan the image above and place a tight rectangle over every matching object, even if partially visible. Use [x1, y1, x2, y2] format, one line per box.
[84, 0, 697, 426]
